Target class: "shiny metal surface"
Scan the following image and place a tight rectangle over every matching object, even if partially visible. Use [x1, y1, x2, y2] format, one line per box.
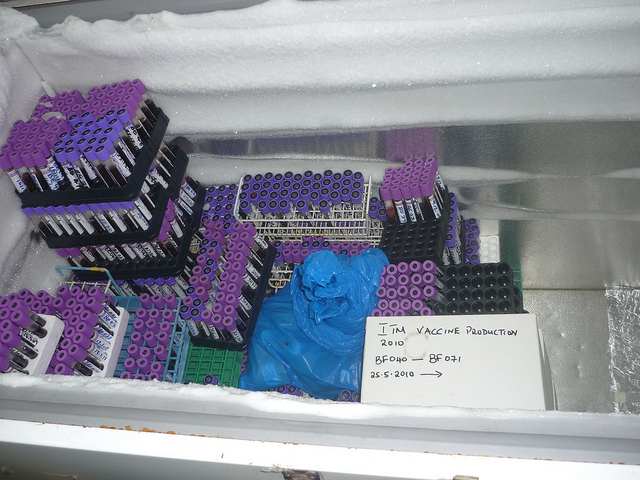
[525, 289, 613, 413]
[607, 287, 640, 413]
[439, 122, 640, 289]
[178, 121, 640, 288]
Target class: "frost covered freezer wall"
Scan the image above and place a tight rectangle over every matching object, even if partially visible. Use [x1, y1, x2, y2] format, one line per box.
[1, 1, 640, 478]
[2, 1, 640, 289]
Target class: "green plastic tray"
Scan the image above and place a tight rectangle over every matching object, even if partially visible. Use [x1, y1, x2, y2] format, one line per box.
[184, 346, 245, 387]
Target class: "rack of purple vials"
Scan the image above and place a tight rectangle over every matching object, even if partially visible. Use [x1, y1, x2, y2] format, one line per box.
[376, 156, 446, 225]
[115, 293, 189, 382]
[372, 261, 441, 317]
[3, 79, 172, 204]
[2, 79, 206, 282]
[234, 169, 380, 241]
[0, 285, 130, 377]
[182, 218, 275, 350]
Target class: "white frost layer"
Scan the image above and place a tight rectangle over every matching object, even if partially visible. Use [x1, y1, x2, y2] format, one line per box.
[0, 0, 639, 136]
[1, 372, 636, 434]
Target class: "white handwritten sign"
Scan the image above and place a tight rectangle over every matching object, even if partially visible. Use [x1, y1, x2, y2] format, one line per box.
[361, 314, 555, 410]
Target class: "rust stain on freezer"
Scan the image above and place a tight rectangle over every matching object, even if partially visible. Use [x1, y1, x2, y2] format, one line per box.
[99, 425, 175, 435]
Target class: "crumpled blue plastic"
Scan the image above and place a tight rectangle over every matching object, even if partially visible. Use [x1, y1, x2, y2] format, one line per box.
[239, 248, 388, 399]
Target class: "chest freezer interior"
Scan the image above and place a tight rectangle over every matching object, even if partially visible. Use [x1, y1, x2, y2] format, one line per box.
[1, 1, 640, 476]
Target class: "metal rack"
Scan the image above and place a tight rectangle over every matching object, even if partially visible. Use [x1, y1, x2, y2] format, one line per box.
[232, 174, 385, 292]
[233, 175, 384, 242]
[55, 266, 124, 296]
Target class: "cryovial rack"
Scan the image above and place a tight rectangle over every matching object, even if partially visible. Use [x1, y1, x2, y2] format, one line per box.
[73, 182, 206, 281]
[183, 346, 245, 387]
[431, 262, 524, 315]
[189, 244, 278, 351]
[41, 146, 190, 250]
[113, 296, 190, 382]
[18, 110, 170, 208]
[233, 175, 384, 243]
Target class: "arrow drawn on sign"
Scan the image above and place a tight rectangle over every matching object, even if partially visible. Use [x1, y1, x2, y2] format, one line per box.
[420, 371, 443, 378]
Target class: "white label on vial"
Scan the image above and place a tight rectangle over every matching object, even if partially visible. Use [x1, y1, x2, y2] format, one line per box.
[170, 219, 183, 238]
[118, 138, 136, 163]
[67, 214, 84, 234]
[95, 212, 115, 233]
[134, 198, 153, 220]
[200, 322, 211, 337]
[109, 246, 126, 262]
[208, 327, 220, 340]
[95, 325, 113, 341]
[182, 182, 197, 198]
[176, 276, 190, 290]
[44, 215, 64, 236]
[107, 210, 128, 232]
[20, 329, 39, 347]
[99, 308, 118, 328]
[47, 156, 64, 182]
[179, 190, 195, 208]
[412, 198, 424, 221]
[71, 163, 90, 188]
[442, 248, 450, 265]
[395, 202, 408, 224]
[131, 208, 149, 230]
[148, 167, 168, 189]
[8, 170, 27, 193]
[186, 319, 200, 336]
[430, 195, 442, 218]
[120, 244, 137, 260]
[111, 151, 131, 178]
[91, 335, 111, 351]
[229, 327, 243, 343]
[153, 243, 167, 258]
[80, 246, 96, 263]
[79, 155, 98, 181]
[405, 201, 418, 223]
[243, 273, 258, 291]
[253, 234, 269, 251]
[141, 242, 157, 258]
[61, 163, 81, 190]
[177, 198, 193, 216]
[74, 212, 95, 234]
[125, 123, 144, 151]
[129, 244, 146, 259]
[97, 245, 115, 261]
[41, 165, 59, 190]
[451, 245, 462, 264]
[238, 295, 252, 313]
[30, 172, 44, 192]
[88, 345, 108, 361]
[246, 262, 260, 280]
[55, 214, 75, 235]
[159, 284, 173, 297]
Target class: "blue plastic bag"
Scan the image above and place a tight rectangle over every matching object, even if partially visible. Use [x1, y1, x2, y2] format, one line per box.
[239, 248, 388, 399]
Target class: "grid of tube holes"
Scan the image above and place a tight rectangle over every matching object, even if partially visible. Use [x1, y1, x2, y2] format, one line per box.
[234, 175, 384, 242]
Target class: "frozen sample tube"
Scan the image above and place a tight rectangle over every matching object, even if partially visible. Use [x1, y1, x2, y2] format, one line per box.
[9, 311, 47, 338]
[423, 286, 445, 302]
[0, 331, 38, 359]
